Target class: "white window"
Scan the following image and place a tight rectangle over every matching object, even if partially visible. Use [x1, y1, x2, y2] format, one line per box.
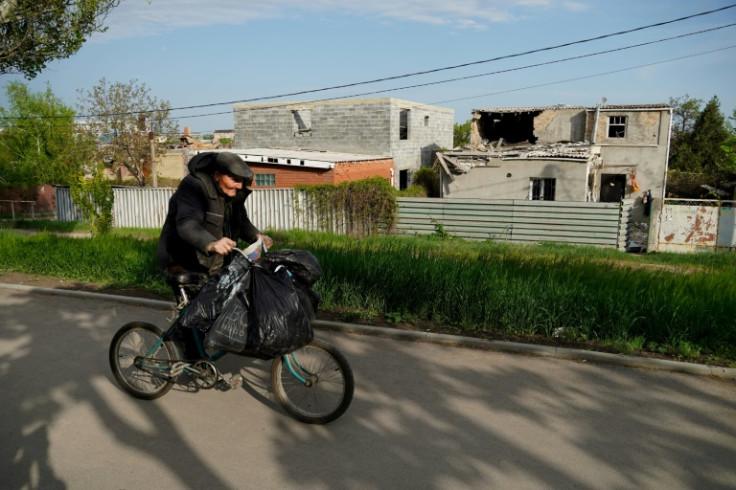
[607, 116, 627, 138]
[529, 178, 556, 201]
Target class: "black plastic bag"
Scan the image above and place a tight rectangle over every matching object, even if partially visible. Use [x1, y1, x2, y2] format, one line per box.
[188, 248, 319, 358]
[244, 265, 315, 359]
[178, 253, 252, 332]
[203, 289, 253, 353]
[258, 249, 322, 286]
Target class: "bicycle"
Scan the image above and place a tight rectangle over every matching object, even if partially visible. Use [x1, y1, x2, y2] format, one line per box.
[108, 266, 354, 425]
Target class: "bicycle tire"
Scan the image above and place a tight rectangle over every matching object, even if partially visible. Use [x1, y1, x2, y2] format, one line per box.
[109, 321, 178, 400]
[270, 339, 354, 424]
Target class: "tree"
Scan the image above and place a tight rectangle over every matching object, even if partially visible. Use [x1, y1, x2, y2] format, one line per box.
[77, 78, 179, 187]
[0, 0, 120, 79]
[666, 95, 734, 198]
[689, 96, 730, 175]
[0, 81, 95, 185]
[453, 120, 471, 148]
[721, 108, 736, 175]
[668, 95, 703, 172]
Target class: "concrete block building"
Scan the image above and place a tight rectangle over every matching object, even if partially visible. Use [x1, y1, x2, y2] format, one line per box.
[233, 98, 453, 189]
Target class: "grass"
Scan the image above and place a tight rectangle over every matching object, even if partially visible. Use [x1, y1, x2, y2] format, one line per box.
[1, 222, 735, 365]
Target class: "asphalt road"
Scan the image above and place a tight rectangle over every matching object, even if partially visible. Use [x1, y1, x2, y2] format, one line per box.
[1, 286, 735, 489]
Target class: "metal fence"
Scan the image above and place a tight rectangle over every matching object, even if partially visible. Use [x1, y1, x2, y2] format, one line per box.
[396, 197, 633, 248]
[657, 199, 736, 252]
[55, 186, 635, 248]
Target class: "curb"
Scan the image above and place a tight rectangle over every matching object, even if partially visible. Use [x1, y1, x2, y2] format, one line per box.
[3, 282, 735, 380]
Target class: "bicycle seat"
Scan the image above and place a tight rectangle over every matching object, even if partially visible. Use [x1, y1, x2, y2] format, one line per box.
[165, 270, 208, 288]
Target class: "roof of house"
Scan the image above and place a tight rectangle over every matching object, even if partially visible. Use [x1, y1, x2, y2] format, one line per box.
[472, 103, 671, 113]
[195, 148, 392, 170]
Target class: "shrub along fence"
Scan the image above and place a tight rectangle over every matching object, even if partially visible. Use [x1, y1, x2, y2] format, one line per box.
[54, 186, 635, 249]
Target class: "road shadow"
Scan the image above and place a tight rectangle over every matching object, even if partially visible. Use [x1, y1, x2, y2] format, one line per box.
[1, 289, 735, 489]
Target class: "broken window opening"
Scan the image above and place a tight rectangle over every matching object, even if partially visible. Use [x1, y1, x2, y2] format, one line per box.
[424, 115, 429, 127]
[399, 109, 409, 140]
[292, 109, 312, 135]
[607, 116, 627, 138]
[529, 178, 556, 201]
[477, 111, 540, 145]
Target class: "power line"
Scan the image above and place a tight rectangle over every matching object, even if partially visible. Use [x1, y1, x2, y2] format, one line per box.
[160, 3, 736, 114]
[152, 44, 736, 137]
[85, 19, 736, 125]
[169, 23, 734, 121]
[2, 3, 734, 124]
[430, 45, 736, 105]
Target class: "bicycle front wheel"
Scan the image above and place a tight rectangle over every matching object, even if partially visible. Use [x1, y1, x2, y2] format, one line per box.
[270, 339, 354, 424]
[109, 321, 178, 400]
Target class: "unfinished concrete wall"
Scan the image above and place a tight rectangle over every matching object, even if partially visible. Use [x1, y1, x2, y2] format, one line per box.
[233, 98, 453, 185]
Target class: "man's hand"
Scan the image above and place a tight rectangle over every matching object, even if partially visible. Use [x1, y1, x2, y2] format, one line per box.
[207, 237, 237, 255]
[259, 234, 274, 250]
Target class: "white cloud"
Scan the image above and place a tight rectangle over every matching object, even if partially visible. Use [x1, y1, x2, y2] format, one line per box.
[98, 0, 586, 39]
[562, 2, 590, 12]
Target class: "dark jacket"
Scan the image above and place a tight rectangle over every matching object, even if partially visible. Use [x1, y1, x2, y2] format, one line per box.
[156, 171, 260, 277]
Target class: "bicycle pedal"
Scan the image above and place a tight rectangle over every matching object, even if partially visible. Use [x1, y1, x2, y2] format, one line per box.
[226, 375, 243, 389]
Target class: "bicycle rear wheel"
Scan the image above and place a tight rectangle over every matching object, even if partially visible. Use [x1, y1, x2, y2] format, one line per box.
[270, 339, 354, 424]
[109, 321, 178, 400]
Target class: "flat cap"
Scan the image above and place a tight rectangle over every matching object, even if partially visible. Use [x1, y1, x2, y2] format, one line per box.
[214, 152, 253, 180]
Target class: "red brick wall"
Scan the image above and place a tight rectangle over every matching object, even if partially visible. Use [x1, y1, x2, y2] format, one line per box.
[0, 184, 56, 213]
[334, 159, 394, 185]
[247, 162, 335, 188]
[247, 158, 394, 188]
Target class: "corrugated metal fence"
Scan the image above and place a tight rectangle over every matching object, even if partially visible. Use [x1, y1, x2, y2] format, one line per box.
[55, 186, 315, 230]
[397, 197, 633, 248]
[55, 186, 633, 248]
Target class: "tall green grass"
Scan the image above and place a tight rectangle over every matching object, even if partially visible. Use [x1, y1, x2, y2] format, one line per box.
[2, 227, 735, 361]
[0, 231, 168, 294]
[273, 230, 736, 360]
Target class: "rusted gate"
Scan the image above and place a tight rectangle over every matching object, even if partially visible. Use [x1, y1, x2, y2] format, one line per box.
[658, 199, 736, 252]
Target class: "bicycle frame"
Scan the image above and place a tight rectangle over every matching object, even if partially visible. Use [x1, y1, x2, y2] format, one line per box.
[140, 306, 311, 387]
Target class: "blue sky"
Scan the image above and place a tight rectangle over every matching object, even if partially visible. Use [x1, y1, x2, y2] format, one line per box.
[1, 0, 735, 135]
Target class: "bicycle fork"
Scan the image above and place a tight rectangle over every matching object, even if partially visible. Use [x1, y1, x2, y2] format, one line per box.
[283, 353, 316, 387]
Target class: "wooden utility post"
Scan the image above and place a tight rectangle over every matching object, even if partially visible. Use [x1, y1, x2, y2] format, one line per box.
[148, 129, 158, 188]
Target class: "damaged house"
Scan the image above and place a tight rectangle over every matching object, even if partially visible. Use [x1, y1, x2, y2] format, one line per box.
[437, 104, 672, 222]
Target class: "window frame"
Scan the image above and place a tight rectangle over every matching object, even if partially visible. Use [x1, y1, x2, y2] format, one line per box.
[254, 173, 276, 187]
[607, 115, 627, 138]
[529, 177, 556, 201]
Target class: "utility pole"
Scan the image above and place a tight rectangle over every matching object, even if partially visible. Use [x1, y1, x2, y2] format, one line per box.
[147, 118, 158, 187]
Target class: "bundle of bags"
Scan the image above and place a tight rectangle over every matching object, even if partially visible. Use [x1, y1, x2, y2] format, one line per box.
[178, 248, 322, 359]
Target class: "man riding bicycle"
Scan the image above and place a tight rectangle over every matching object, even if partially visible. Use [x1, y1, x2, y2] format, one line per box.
[156, 151, 272, 357]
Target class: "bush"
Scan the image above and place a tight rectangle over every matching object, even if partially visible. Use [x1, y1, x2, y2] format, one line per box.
[69, 164, 114, 236]
[412, 167, 440, 197]
[295, 177, 397, 237]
